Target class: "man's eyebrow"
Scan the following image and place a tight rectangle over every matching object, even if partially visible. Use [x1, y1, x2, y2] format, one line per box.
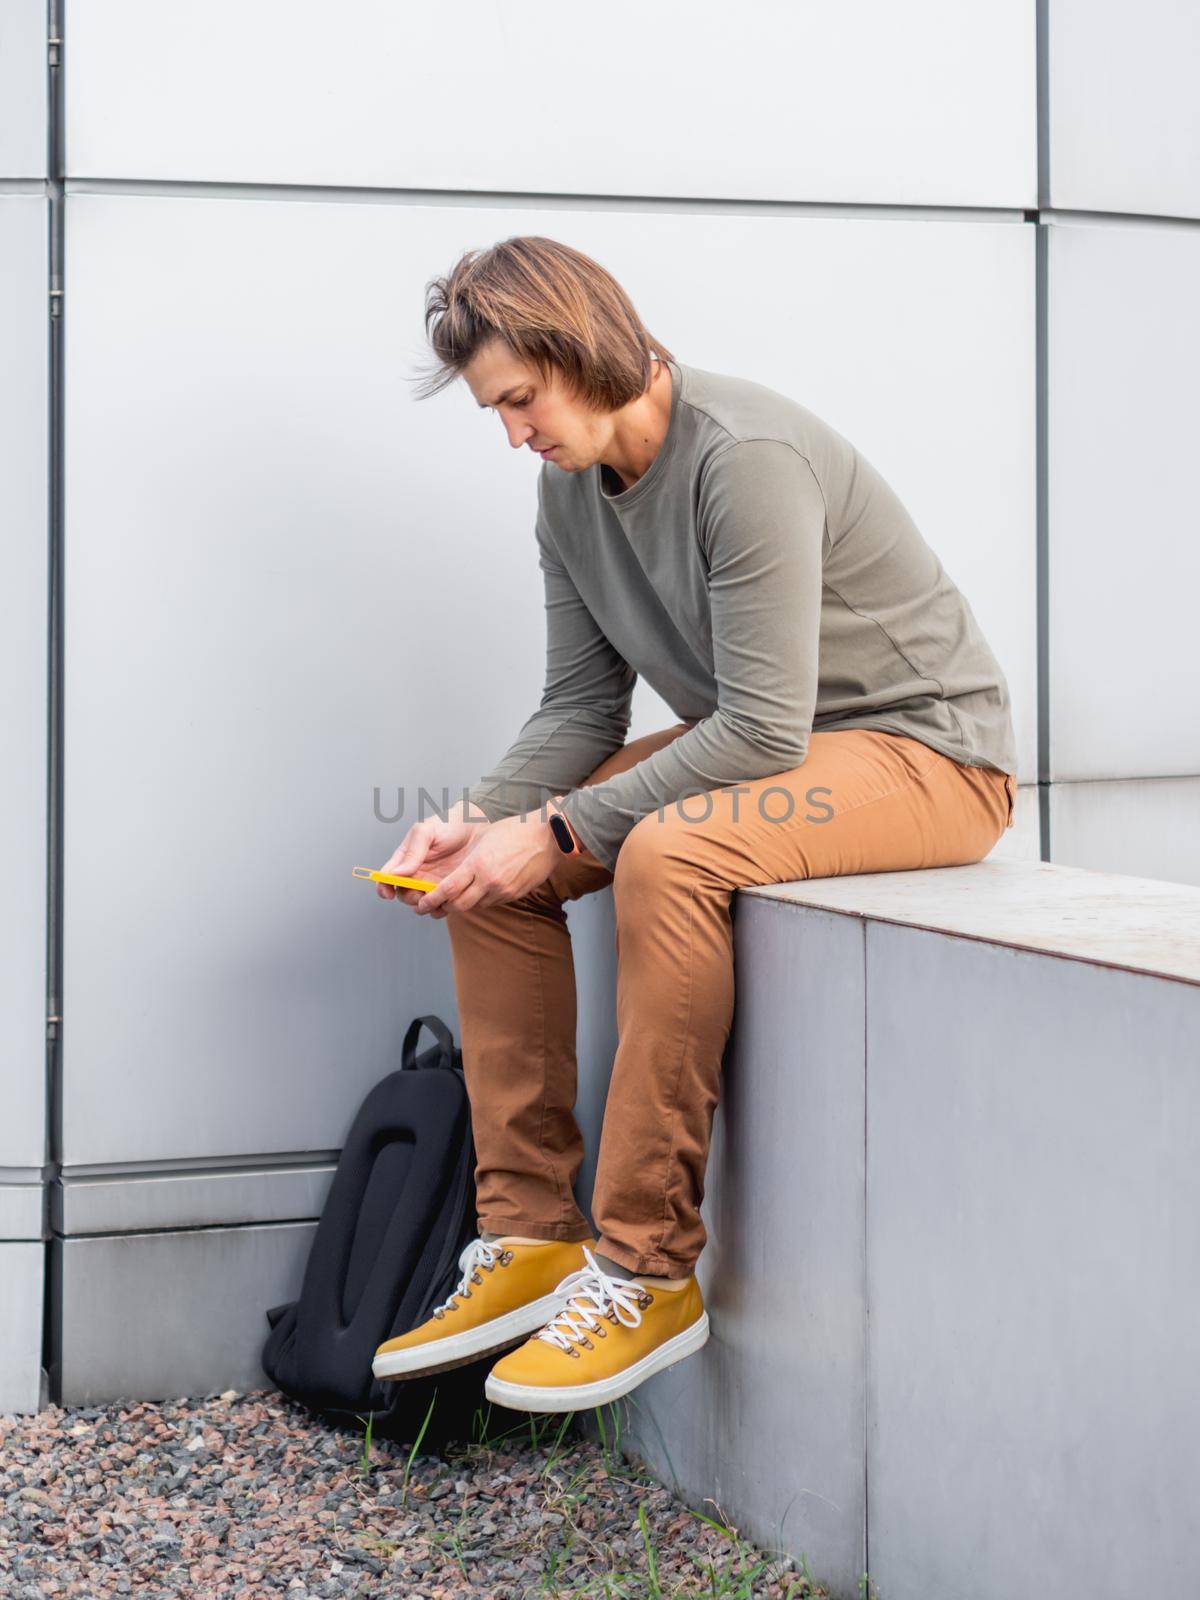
[477, 385, 525, 409]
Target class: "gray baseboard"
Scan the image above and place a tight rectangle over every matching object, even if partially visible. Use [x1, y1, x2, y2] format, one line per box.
[0, 1242, 44, 1413]
[0, 1182, 46, 1242]
[57, 1220, 316, 1406]
[53, 1161, 337, 1236]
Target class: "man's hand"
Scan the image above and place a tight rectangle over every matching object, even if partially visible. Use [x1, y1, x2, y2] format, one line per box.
[376, 802, 488, 909]
[413, 811, 561, 919]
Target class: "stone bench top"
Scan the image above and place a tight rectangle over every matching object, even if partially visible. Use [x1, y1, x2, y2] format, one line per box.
[742, 858, 1200, 987]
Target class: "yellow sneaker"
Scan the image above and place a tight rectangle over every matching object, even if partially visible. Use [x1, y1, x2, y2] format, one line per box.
[372, 1235, 597, 1381]
[483, 1245, 709, 1412]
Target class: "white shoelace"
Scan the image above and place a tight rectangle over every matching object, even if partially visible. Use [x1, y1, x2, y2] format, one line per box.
[432, 1236, 506, 1315]
[535, 1245, 648, 1351]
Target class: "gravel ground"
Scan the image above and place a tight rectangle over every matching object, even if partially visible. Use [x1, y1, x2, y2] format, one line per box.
[0, 1387, 829, 1598]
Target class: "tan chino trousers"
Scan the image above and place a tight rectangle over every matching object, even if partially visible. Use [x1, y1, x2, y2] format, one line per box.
[446, 725, 1016, 1279]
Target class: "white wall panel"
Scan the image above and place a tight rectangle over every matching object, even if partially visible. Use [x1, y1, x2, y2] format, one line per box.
[1051, 777, 1200, 890]
[65, 0, 1035, 206]
[1048, 221, 1200, 783]
[1050, 0, 1200, 221]
[680, 215, 1037, 781]
[63, 195, 1034, 1167]
[0, 196, 48, 1170]
[0, 0, 45, 179]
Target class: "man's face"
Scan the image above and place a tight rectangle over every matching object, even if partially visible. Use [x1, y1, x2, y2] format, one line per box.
[463, 339, 605, 472]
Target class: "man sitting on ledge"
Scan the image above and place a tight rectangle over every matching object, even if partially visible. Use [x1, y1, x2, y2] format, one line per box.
[370, 234, 1018, 1415]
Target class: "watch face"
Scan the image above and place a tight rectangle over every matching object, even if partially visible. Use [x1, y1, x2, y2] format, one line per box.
[549, 813, 575, 853]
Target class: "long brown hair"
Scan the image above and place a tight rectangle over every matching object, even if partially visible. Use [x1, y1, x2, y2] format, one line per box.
[413, 235, 675, 411]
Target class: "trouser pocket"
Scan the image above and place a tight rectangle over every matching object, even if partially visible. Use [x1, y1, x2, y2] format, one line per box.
[1003, 771, 1017, 828]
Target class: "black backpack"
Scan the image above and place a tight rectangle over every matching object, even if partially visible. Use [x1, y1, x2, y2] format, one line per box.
[261, 1014, 526, 1448]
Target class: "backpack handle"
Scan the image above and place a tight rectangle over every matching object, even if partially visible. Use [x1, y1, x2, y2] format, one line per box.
[400, 1014, 459, 1073]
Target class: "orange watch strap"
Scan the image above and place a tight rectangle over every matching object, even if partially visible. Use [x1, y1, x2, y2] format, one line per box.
[549, 795, 581, 853]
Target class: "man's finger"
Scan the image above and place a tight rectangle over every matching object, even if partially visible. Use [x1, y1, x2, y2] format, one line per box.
[421, 867, 476, 914]
[441, 878, 492, 916]
[417, 874, 455, 914]
[384, 824, 429, 875]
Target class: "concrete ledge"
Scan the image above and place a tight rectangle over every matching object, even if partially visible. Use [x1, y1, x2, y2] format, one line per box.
[605, 859, 1200, 1600]
[746, 856, 1200, 983]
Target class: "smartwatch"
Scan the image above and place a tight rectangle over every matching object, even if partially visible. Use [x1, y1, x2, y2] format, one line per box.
[547, 795, 580, 855]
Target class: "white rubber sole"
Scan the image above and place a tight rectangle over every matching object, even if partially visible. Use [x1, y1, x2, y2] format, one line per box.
[483, 1310, 710, 1412]
[372, 1288, 571, 1381]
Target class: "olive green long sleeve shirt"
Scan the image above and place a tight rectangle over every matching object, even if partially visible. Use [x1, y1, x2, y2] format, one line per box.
[467, 357, 1017, 872]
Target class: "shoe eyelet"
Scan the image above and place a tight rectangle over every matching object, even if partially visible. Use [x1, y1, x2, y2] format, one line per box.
[471, 1270, 483, 1284]
[579, 1338, 593, 1350]
[594, 1327, 607, 1338]
[566, 1347, 581, 1359]
[639, 1293, 653, 1308]
[500, 1250, 514, 1265]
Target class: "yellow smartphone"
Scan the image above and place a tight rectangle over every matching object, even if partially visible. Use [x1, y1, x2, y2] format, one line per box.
[352, 865, 438, 893]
